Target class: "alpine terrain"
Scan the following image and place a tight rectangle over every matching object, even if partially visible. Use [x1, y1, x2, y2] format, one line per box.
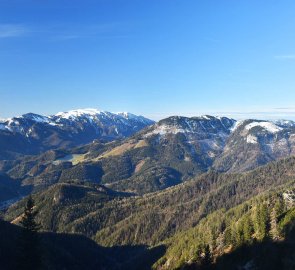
[1, 111, 295, 270]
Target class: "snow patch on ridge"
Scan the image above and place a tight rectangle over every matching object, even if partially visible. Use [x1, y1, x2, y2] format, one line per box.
[230, 120, 245, 131]
[245, 122, 282, 133]
[201, 115, 211, 120]
[145, 124, 187, 136]
[117, 112, 137, 119]
[246, 134, 258, 144]
[55, 108, 103, 119]
[23, 114, 50, 123]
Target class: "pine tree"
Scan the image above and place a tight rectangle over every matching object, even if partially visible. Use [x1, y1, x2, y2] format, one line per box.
[259, 204, 269, 240]
[242, 216, 253, 243]
[270, 198, 285, 239]
[20, 195, 40, 232]
[274, 198, 285, 221]
[253, 203, 269, 240]
[17, 195, 42, 270]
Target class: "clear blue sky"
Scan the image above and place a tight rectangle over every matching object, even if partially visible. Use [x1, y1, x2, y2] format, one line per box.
[1, 0, 295, 120]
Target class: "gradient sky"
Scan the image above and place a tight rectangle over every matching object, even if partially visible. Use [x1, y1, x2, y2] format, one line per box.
[1, 0, 295, 120]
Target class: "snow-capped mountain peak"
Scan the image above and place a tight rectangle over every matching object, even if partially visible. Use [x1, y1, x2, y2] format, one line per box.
[53, 109, 152, 124]
[150, 115, 236, 136]
[55, 108, 103, 119]
[143, 115, 236, 160]
[0, 109, 155, 159]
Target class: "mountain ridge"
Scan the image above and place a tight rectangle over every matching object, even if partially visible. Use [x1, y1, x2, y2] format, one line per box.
[0, 108, 154, 160]
[3, 114, 295, 197]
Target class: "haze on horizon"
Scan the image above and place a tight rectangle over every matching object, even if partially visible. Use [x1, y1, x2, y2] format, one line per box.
[1, 0, 295, 121]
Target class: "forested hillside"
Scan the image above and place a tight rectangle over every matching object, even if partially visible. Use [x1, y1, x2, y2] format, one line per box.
[155, 187, 295, 269]
[3, 156, 295, 269]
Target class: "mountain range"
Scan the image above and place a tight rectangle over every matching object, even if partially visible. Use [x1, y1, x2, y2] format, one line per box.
[1, 109, 295, 270]
[2, 112, 295, 195]
[0, 109, 154, 160]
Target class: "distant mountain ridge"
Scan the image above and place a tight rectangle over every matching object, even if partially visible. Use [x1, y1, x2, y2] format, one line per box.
[213, 118, 295, 172]
[3, 114, 295, 195]
[0, 109, 154, 160]
[146, 115, 236, 159]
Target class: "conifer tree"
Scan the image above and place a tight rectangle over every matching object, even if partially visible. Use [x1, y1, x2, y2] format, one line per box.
[253, 203, 269, 240]
[20, 195, 40, 232]
[17, 195, 42, 270]
[242, 216, 253, 243]
[270, 198, 285, 239]
[274, 198, 285, 221]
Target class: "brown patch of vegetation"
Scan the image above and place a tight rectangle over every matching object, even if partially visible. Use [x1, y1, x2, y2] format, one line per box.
[135, 160, 146, 173]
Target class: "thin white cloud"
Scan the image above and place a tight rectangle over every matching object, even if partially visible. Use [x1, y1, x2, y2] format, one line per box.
[43, 22, 131, 42]
[274, 54, 295, 60]
[0, 24, 29, 38]
[0, 22, 129, 41]
[274, 107, 295, 111]
[203, 37, 222, 44]
[53, 34, 81, 41]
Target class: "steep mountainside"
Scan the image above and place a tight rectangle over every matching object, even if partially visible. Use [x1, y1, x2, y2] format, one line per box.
[0, 109, 154, 160]
[6, 157, 295, 249]
[154, 187, 295, 270]
[214, 119, 295, 172]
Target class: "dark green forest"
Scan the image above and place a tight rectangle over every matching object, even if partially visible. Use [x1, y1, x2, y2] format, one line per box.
[2, 156, 295, 269]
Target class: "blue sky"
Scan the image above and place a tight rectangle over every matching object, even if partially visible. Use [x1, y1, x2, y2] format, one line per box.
[1, 0, 295, 120]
